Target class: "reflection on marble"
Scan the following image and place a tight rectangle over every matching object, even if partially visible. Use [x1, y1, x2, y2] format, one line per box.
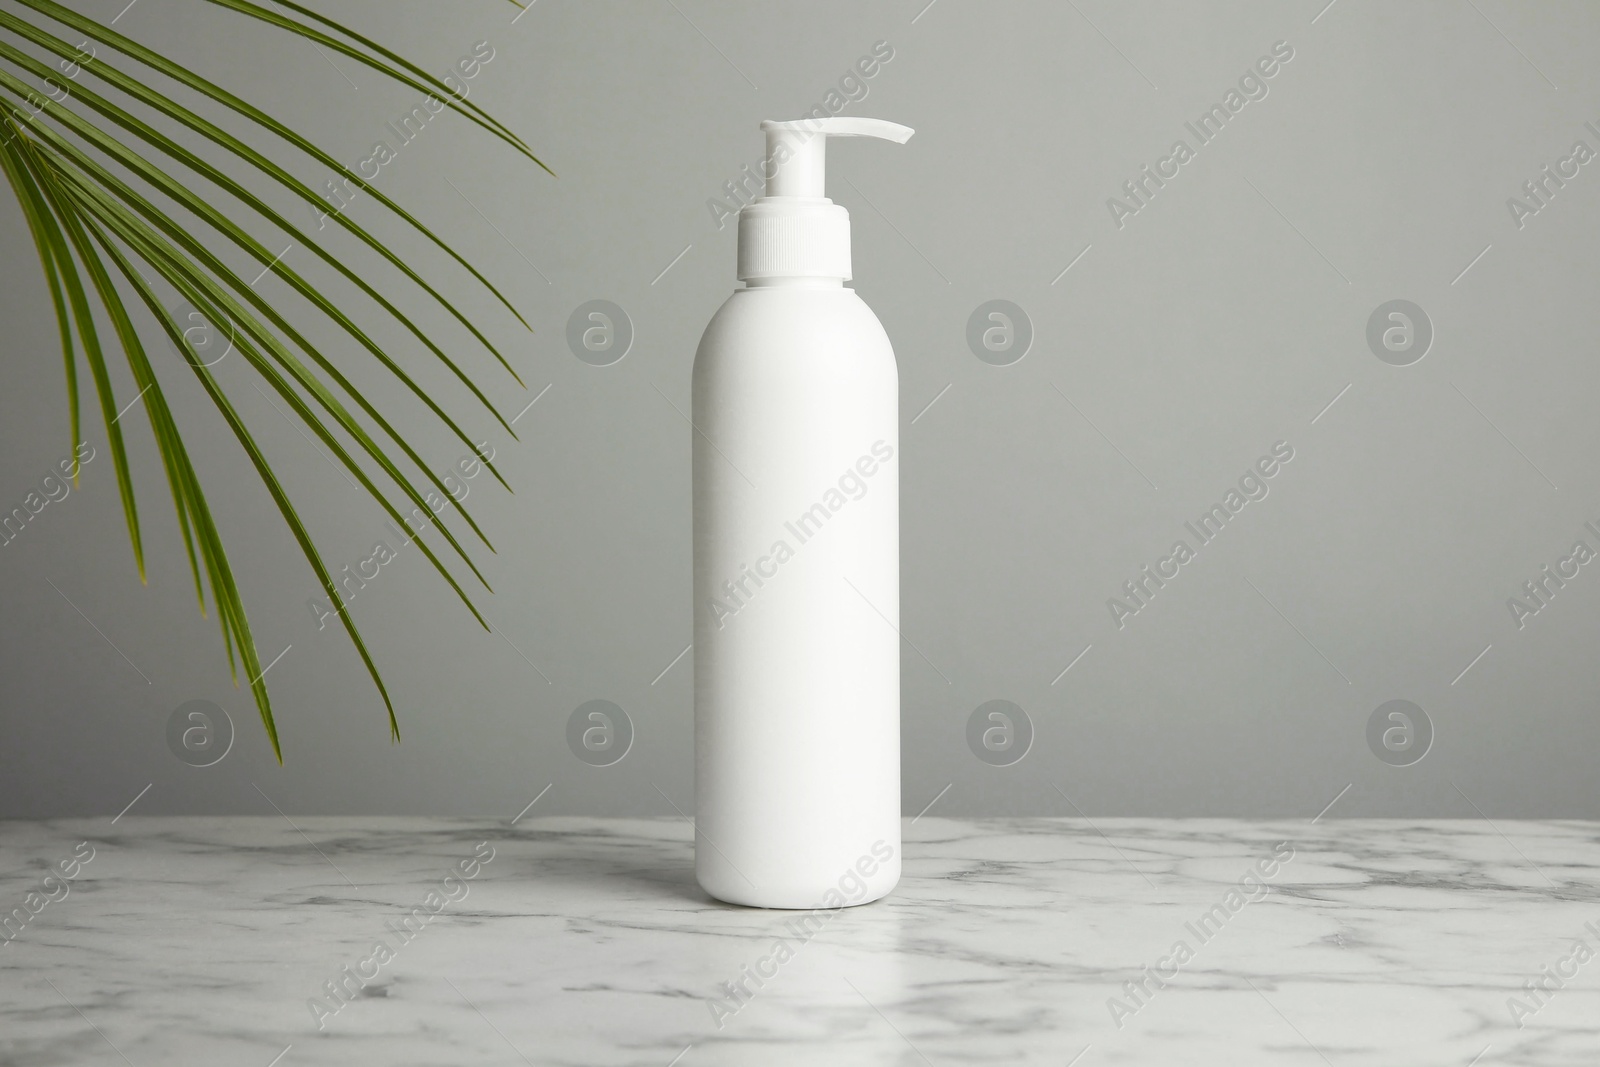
[1, 816, 1598, 1065]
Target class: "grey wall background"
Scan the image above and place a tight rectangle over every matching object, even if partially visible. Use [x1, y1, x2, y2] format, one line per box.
[2, 0, 1597, 818]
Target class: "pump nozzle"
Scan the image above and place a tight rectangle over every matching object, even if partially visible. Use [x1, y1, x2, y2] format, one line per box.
[760, 118, 915, 199]
[738, 117, 913, 283]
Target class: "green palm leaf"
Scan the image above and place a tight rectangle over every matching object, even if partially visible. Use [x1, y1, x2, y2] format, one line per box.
[0, 9, 536, 391]
[0, 3, 544, 760]
[13, 0, 544, 331]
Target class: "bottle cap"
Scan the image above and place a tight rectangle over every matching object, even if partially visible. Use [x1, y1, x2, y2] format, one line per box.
[737, 117, 914, 282]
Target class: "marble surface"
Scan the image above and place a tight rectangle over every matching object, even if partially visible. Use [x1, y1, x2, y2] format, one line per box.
[2, 816, 1598, 1066]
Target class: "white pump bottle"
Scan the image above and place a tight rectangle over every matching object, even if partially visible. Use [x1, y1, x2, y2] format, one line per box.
[693, 118, 911, 909]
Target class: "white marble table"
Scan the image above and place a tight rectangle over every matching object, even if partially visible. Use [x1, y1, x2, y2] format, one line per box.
[1, 816, 1596, 1065]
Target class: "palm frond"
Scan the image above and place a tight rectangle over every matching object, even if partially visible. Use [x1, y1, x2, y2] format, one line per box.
[0, 3, 545, 757]
[12, 0, 537, 330]
[198, 0, 543, 167]
[0, 16, 528, 444]
[2, 109, 79, 476]
[1, 113, 144, 579]
[0, 70, 505, 557]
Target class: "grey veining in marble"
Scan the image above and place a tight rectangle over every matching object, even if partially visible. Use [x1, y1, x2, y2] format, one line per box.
[2, 816, 1598, 1065]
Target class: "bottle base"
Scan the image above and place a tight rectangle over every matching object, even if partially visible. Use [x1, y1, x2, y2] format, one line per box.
[696, 866, 900, 910]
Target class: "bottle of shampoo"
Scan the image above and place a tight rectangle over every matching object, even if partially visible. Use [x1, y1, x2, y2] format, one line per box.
[693, 118, 911, 908]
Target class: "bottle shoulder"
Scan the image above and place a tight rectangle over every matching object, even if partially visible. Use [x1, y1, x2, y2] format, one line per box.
[698, 286, 889, 348]
[693, 286, 897, 389]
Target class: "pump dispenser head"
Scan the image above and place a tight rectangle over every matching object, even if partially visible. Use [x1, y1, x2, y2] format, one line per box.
[737, 117, 914, 283]
[760, 118, 914, 198]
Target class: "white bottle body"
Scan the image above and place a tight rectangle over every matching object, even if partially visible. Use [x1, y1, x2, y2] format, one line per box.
[692, 281, 901, 909]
